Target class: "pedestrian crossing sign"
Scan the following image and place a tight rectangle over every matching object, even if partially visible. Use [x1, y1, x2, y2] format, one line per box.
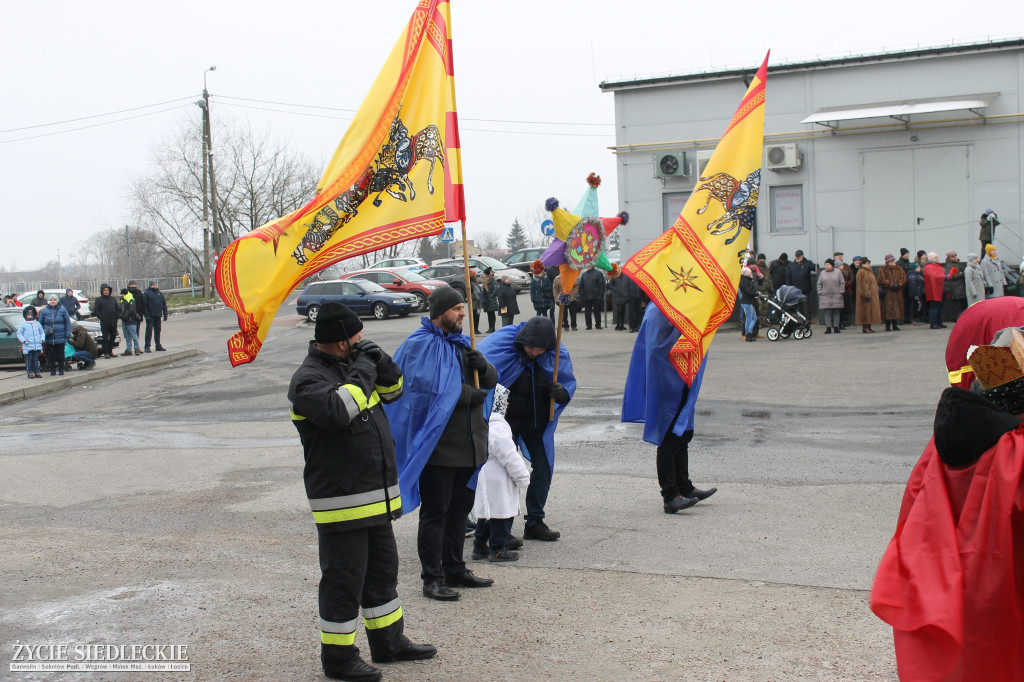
[440, 226, 455, 243]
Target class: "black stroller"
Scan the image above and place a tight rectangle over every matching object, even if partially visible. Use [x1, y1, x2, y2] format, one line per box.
[759, 285, 812, 341]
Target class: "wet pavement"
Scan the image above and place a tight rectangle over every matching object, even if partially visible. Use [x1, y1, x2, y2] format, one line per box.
[0, 306, 954, 680]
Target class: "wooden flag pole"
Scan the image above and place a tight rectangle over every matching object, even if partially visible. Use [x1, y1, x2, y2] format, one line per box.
[459, 220, 480, 388]
[550, 301, 565, 420]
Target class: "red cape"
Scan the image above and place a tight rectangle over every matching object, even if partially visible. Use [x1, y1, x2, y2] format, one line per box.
[923, 262, 946, 302]
[871, 428, 1024, 681]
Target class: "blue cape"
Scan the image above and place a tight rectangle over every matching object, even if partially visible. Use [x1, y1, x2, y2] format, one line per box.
[621, 305, 707, 445]
[477, 321, 576, 470]
[385, 317, 472, 512]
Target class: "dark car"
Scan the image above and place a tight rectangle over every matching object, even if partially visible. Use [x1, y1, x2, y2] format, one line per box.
[0, 309, 112, 365]
[295, 279, 418, 322]
[417, 264, 481, 299]
[503, 247, 547, 273]
[338, 268, 448, 313]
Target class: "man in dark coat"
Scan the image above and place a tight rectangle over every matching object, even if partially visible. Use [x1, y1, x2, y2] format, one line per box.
[786, 249, 816, 318]
[387, 288, 498, 602]
[92, 284, 120, 359]
[768, 253, 790, 296]
[626, 276, 646, 332]
[608, 270, 628, 330]
[497, 276, 519, 327]
[288, 302, 435, 680]
[58, 289, 81, 320]
[142, 281, 168, 352]
[579, 265, 606, 330]
[943, 251, 967, 322]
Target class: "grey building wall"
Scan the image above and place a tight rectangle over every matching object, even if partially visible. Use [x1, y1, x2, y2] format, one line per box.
[603, 42, 1024, 270]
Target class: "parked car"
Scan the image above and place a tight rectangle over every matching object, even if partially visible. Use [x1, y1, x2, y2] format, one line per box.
[415, 264, 481, 300]
[0, 308, 112, 365]
[431, 256, 530, 291]
[18, 289, 92, 319]
[503, 247, 547, 273]
[366, 257, 427, 271]
[338, 269, 448, 312]
[295, 279, 418, 322]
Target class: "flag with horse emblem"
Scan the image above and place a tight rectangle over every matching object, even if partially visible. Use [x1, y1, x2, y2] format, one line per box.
[622, 53, 768, 385]
[216, 0, 465, 366]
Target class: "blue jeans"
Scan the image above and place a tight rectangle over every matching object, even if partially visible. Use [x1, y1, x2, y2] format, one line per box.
[25, 350, 40, 375]
[474, 517, 514, 552]
[741, 303, 757, 335]
[512, 427, 551, 527]
[71, 350, 95, 367]
[929, 300, 943, 327]
[122, 322, 139, 352]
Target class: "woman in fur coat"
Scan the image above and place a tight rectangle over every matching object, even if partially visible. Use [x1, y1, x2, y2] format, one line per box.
[856, 257, 882, 333]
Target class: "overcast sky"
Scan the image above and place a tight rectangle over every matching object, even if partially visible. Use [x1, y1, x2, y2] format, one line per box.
[3, 0, 1023, 272]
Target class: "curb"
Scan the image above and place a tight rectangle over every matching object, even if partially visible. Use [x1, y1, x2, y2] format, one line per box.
[0, 349, 205, 407]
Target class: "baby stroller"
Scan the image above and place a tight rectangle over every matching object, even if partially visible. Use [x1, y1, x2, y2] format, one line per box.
[760, 285, 812, 341]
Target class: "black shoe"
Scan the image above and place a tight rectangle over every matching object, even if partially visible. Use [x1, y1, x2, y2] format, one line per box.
[144, 348, 152, 353]
[445, 570, 493, 588]
[422, 580, 460, 601]
[323, 657, 382, 681]
[824, 328, 832, 334]
[465, 518, 477, 537]
[664, 495, 698, 514]
[585, 326, 592, 330]
[834, 327, 841, 334]
[523, 520, 560, 541]
[155, 346, 166, 351]
[470, 542, 488, 561]
[489, 548, 519, 562]
[371, 642, 437, 664]
[686, 487, 718, 501]
[505, 535, 523, 550]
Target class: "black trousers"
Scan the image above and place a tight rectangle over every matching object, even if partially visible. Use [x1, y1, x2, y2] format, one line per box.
[473, 517, 513, 551]
[486, 311, 496, 331]
[318, 524, 408, 665]
[99, 320, 117, 356]
[509, 425, 551, 527]
[656, 429, 694, 502]
[613, 302, 627, 328]
[43, 342, 64, 375]
[144, 317, 162, 349]
[583, 298, 602, 329]
[565, 301, 579, 329]
[628, 300, 643, 331]
[501, 314, 515, 327]
[417, 464, 476, 583]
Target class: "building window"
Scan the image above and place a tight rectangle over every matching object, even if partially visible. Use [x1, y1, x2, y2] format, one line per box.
[663, 191, 690, 232]
[770, 185, 804, 233]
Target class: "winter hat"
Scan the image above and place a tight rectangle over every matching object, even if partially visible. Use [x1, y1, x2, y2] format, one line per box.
[794, 249, 804, 257]
[779, 252, 789, 262]
[428, 286, 465, 319]
[946, 251, 957, 260]
[917, 250, 927, 258]
[314, 302, 363, 343]
[492, 384, 510, 417]
[833, 251, 844, 258]
[861, 256, 871, 264]
[985, 243, 997, 255]
[884, 254, 895, 263]
[966, 252, 978, 263]
[149, 281, 157, 286]
[71, 321, 80, 330]
[119, 288, 128, 295]
[928, 252, 940, 262]
[757, 253, 766, 261]
[900, 248, 910, 257]
[824, 258, 835, 266]
[741, 266, 752, 277]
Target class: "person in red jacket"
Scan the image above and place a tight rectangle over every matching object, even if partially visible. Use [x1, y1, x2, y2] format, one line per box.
[923, 252, 948, 329]
[871, 317, 1024, 681]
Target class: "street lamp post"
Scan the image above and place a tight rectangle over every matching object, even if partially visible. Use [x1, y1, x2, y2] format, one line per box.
[198, 65, 216, 298]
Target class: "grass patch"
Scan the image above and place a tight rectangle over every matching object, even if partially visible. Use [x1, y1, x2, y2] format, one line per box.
[166, 294, 218, 308]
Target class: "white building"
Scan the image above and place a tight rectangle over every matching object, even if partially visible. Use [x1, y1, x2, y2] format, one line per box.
[601, 39, 1024, 268]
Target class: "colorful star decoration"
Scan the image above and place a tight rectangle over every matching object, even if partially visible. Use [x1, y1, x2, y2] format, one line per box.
[667, 263, 703, 293]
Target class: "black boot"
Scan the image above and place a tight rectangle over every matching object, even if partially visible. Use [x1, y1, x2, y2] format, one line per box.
[892, 321, 900, 331]
[825, 327, 832, 334]
[833, 326, 841, 334]
[885, 320, 892, 331]
[323, 656, 382, 681]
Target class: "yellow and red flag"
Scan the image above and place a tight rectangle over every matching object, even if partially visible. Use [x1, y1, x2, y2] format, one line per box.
[623, 53, 768, 385]
[216, 0, 464, 366]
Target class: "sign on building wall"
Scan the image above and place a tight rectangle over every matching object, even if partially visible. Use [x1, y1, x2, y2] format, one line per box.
[770, 185, 804, 233]
[663, 192, 690, 232]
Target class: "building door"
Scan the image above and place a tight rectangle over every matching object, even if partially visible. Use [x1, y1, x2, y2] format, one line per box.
[862, 146, 968, 260]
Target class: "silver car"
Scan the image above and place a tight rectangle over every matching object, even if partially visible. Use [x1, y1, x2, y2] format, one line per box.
[431, 256, 531, 291]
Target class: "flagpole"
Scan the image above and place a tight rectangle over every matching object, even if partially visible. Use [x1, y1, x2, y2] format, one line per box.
[459, 220, 479, 388]
[550, 302, 565, 420]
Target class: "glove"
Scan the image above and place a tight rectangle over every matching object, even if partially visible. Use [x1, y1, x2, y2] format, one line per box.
[548, 382, 570, 404]
[353, 339, 385, 363]
[891, 284, 899, 290]
[468, 386, 487, 407]
[465, 348, 488, 372]
[163, 315, 168, 321]
[351, 351, 378, 382]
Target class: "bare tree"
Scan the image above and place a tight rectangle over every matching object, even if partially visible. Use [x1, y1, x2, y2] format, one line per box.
[128, 117, 320, 283]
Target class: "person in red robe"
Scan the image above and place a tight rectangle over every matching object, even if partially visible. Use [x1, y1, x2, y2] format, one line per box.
[923, 252, 949, 329]
[871, 320, 1024, 681]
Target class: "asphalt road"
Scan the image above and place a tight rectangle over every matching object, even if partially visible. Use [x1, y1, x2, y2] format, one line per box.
[0, 304, 952, 680]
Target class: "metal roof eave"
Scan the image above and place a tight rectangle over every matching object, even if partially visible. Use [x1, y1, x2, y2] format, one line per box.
[801, 93, 999, 127]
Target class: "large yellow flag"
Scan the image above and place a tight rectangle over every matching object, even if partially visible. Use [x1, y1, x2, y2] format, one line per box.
[216, 0, 464, 366]
[623, 54, 768, 385]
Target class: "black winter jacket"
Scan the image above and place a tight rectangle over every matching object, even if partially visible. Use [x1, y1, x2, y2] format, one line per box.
[580, 267, 606, 300]
[143, 288, 168, 319]
[498, 282, 519, 316]
[430, 345, 497, 468]
[93, 286, 120, 324]
[504, 317, 568, 432]
[288, 341, 405, 533]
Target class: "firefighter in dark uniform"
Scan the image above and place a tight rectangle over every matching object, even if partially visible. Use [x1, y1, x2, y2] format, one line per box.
[288, 301, 435, 681]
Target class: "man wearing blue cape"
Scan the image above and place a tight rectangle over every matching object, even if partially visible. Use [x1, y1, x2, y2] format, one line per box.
[478, 316, 576, 541]
[621, 305, 718, 514]
[385, 287, 498, 602]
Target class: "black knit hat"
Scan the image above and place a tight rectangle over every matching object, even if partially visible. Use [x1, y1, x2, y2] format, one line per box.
[428, 286, 465, 319]
[315, 302, 363, 343]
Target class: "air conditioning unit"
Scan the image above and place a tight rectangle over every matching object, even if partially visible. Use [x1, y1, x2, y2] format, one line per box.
[654, 151, 689, 178]
[765, 143, 801, 171]
[696, 150, 714, 178]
